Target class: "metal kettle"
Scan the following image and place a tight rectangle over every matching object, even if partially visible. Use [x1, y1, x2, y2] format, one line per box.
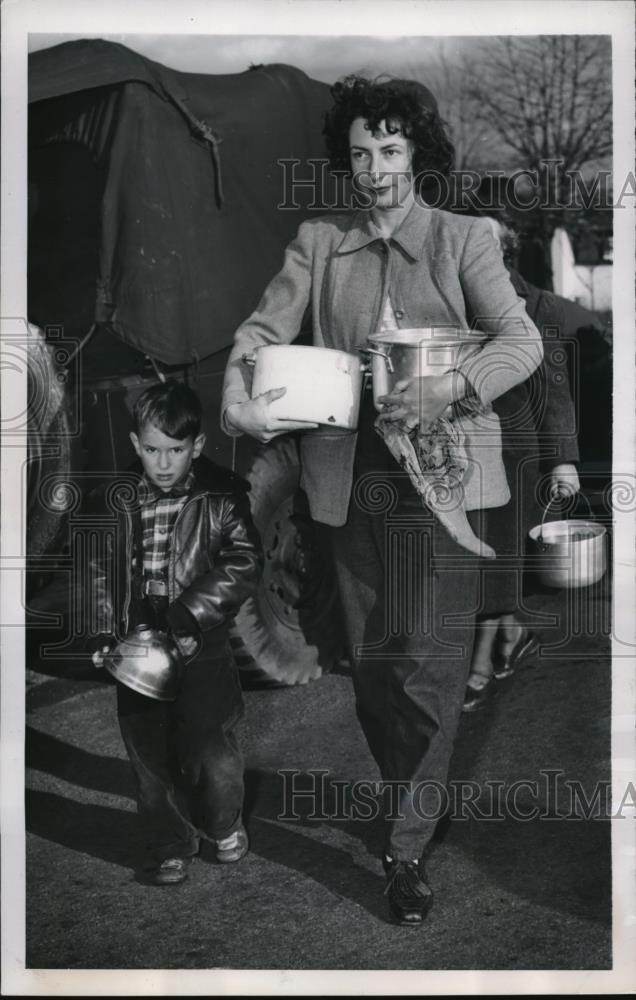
[103, 625, 183, 701]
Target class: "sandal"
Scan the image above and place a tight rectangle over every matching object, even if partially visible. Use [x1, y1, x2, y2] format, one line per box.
[492, 629, 539, 680]
[462, 676, 496, 713]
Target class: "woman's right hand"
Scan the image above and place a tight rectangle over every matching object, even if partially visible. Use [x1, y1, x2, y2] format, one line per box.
[225, 388, 318, 443]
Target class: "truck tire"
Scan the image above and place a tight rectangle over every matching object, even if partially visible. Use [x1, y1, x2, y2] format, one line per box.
[232, 438, 344, 686]
[26, 329, 73, 559]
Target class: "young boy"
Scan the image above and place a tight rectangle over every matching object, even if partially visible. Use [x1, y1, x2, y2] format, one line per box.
[88, 380, 263, 885]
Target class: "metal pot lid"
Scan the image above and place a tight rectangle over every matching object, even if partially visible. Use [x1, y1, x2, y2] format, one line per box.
[367, 327, 481, 347]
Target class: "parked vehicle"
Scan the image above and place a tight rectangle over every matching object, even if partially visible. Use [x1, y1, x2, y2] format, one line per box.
[27, 39, 343, 685]
[26, 39, 612, 683]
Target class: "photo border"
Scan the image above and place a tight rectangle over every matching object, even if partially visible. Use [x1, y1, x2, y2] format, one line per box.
[2, 0, 635, 994]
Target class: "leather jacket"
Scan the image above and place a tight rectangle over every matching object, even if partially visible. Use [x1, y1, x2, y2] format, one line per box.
[85, 456, 263, 640]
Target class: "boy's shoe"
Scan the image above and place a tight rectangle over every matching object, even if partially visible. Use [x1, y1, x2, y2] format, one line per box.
[215, 824, 249, 864]
[383, 857, 434, 926]
[148, 856, 191, 885]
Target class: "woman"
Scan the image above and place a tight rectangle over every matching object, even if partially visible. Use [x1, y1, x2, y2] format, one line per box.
[221, 75, 543, 925]
[462, 215, 581, 711]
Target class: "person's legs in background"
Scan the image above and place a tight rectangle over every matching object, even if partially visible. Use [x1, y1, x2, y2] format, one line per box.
[463, 612, 540, 711]
[463, 432, 541, 712]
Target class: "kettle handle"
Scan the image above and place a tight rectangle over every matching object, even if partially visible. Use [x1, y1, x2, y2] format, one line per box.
[356, 345, 394, 374]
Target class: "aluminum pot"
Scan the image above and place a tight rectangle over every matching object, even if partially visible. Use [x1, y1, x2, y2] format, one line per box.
[528, 497, 607, 589]
[103, 625, 183, 701]
[364, 327, 482, 410]
[243, 344, 364, 429]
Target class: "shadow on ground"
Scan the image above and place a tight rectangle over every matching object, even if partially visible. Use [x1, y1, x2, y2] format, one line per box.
[26, 734, 611, 929]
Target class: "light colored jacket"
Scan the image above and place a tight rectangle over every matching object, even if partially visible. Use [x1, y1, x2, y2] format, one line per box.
[222, 202, 544, 526]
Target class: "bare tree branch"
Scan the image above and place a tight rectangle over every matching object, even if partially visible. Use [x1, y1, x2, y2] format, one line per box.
[471, 35, 611, 175]
[461, 35, 612, 288]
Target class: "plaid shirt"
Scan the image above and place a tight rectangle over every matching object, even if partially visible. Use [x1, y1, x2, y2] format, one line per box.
[138, 471, 195, 583]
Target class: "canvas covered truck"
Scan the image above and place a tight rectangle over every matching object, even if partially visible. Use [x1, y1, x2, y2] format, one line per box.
[27, 38, 345, 685]
[26, 39, 612, 684]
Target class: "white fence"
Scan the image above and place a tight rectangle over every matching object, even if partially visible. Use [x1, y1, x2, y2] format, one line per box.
[551, 227, 612, 312]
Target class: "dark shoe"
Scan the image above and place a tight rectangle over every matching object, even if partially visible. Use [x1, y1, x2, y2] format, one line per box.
[493, 629, 539, 680]
[462, 677, 495, 713]
[216, 824, 249, 864]
[384, 859, 433, 926]
[147, 856, 190, 885]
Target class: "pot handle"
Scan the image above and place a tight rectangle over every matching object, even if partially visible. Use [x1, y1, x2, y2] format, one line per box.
[356, 345, 395, 374]
[241, 353, 256, 367]
[539, 492, 594, 544]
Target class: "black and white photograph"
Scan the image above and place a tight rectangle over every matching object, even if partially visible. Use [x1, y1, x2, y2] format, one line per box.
[1, 0, 635, 994]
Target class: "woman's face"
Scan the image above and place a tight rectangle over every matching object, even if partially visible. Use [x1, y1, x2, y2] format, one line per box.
[349, 117, 414, 210]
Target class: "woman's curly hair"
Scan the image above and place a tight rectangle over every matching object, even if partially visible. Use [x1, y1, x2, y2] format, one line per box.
[323, 74, 455, 182]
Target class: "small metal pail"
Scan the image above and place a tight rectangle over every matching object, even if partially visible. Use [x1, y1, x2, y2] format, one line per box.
[103, 625, 183, 701]
[528, 496, 607, 589]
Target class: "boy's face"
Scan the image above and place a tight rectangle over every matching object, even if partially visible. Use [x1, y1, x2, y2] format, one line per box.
[130, 422, 205, 492]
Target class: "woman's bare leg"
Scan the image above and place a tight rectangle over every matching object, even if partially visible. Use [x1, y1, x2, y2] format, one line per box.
[495, 613, 523, 658]
[466, 616, 501, 690]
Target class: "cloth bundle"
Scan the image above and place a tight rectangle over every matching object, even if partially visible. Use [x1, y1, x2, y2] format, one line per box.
[375, 413, 495, 559]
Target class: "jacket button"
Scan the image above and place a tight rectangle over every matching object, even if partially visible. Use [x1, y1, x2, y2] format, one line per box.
[394, 309, 405, 320]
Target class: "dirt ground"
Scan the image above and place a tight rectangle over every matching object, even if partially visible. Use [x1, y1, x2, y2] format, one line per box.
[23, 584, 613, 974]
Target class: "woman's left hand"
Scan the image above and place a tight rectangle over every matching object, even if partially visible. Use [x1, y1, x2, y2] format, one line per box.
[550, 463, 580, 498]
[377, 373, 455, 430]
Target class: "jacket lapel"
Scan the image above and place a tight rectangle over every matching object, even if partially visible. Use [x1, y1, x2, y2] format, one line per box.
[335, 201, 434, 259]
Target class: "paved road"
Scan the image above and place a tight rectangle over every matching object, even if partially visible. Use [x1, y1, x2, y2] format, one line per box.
[24, 585, 612, 972]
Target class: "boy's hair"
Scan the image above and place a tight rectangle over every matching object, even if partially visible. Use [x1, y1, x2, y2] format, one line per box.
[323, 74, 455, 184]
[132, 380, 202, 439]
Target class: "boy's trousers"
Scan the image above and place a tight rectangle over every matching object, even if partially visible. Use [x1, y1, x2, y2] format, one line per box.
[116, 632, 245, 868]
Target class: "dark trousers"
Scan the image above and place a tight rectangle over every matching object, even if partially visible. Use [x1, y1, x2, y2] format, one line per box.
[117, 638, 245, 868]
[328, 456, 482, 862]
[482, 382, 542, 616]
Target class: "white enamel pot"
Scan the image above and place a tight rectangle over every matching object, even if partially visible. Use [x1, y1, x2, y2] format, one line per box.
[363, 327, 481, 410]
[243, 344, 364, 430]
[528, 496, 607, 589]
